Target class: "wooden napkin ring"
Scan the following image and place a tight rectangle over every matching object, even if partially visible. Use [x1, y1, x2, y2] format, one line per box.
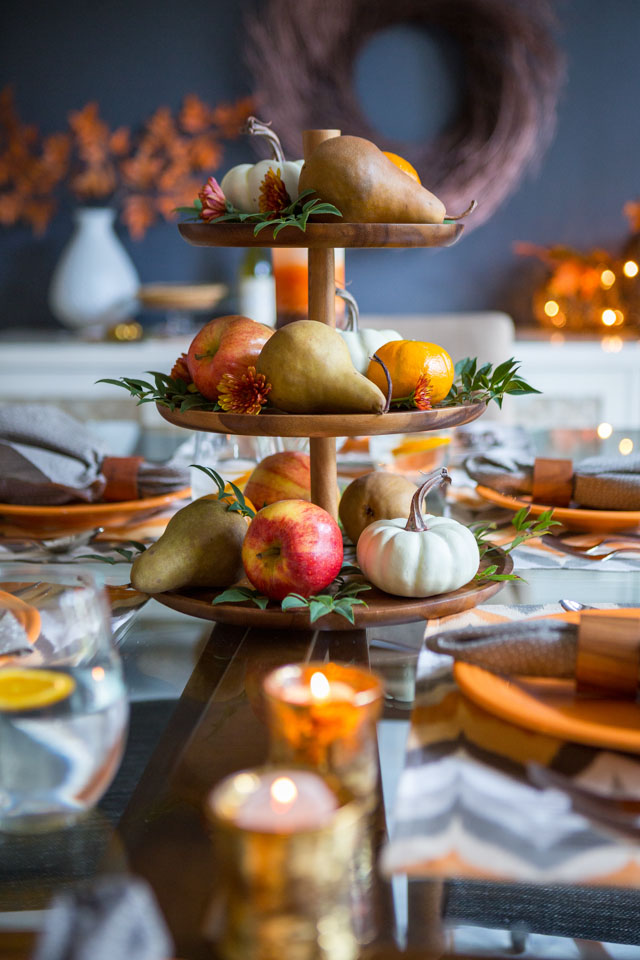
[102, 456, 144, 502]
[532, 457, 573, 506]
[576, 612, 640, 698]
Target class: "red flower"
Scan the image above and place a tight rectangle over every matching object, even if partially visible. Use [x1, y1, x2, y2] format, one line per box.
[198, 176, 226, 221]
[413, 373, 433, 410]
[217, 366, 271, 415]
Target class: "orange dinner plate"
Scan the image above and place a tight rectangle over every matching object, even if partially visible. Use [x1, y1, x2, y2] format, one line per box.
[0, 488, 191, 537]
[454, 609, 640, 753]
[475, 484, 640, 534]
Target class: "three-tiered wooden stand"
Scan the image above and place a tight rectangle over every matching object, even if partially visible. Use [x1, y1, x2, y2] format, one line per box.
[154, 129, 512, 630]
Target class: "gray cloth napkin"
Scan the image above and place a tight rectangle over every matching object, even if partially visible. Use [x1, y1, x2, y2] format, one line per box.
[33, 876, 174, 960]
[0, 405, 189, 505]
[465, 451, 640, 510]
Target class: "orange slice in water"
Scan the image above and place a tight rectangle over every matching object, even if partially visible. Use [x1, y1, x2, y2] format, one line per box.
[384, 152, 421, 183]
[0, 668, 76, 712]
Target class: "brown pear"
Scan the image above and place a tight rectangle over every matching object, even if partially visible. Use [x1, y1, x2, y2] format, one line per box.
[298, 136, 446, 224]
[130, 497, 247, 594]
[339, 472, 417, 544]
[256, 320, 386, 414]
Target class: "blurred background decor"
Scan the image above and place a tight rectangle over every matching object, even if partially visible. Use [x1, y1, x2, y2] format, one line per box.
[246, 0, 565, 228]
[0, 88, 252, 331]
[518, 200, 640, 334]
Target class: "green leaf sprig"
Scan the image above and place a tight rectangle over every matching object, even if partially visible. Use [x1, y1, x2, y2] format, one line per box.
[214, 565, 371, 625]
[78, 540, 147, 565]
[190, 464, 255, 518]
[97, 371, 220, 414]
[179, 190, 342, 238]
[472, 507, 561, 583]
[440, 357, 540, 409]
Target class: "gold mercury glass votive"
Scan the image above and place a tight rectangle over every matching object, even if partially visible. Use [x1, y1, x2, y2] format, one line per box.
[207, 767, 363, 960]
[263, 662, 384, 804]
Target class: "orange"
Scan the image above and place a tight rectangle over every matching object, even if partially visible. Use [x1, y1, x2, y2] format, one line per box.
[0, 668, 75, 712]
[383, 152, 421, 184]
[366, 340, 454, 404]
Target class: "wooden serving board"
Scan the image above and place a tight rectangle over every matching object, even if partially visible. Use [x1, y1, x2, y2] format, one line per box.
[152, 550, 513, 631]
[156, 401, 486, 438]
[179, 221, 463, 249]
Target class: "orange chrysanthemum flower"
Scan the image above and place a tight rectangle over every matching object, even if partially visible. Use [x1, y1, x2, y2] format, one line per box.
[412, 373, 433, 410]
[217, 366, 271, 415]
[259, 167, 290, 215]
[171, 353, 192, 383]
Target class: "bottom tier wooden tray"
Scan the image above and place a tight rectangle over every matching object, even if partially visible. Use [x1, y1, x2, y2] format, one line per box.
[152, 550, 513, 631]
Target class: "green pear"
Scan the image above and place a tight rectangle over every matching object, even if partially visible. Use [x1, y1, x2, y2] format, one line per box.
[256, 320, 386, 414]
[339, 472, 417, 544]
[130, 497, 247, 594]
[298, 135, 446, 224]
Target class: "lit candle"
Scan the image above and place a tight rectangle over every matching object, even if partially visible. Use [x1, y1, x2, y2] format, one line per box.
[217, 769, 338, 834]
[263, 662, 383, 799]
[281, 669, 357, 706]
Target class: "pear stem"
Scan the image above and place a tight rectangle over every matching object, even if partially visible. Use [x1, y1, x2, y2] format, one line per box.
[447, 200, 478, 221]
[335, 287, 360, 332]
[371, 353, 392, 413]
[405, 468, 451, 532]
[243, 116, 286, 164]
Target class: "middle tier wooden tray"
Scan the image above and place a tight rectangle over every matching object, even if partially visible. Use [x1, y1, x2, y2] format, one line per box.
[179, 220, 463, 249]
[152, 550, 513, 631]
[157, 401, 486, 438]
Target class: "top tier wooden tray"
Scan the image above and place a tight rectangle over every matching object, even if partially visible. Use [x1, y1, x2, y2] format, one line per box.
[178, 221, 463, 249]
[157, 401, 486, 438]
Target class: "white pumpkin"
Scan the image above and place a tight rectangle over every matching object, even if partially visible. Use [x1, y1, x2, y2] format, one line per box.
[357, 469, 480, 597]
[220, 117, 303, 213]
[336, 288, 402, 374]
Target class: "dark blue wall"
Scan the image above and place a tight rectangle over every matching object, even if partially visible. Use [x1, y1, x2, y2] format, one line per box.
[2, 0, 639, 330]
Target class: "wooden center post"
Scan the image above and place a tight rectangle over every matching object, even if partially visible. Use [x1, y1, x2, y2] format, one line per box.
[303, 128, 341, 521]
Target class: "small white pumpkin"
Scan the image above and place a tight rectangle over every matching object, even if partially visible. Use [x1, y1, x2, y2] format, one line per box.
[220, 117, 303, 213]
[357, 469, 480, 597]
[336, 288, 402, 375]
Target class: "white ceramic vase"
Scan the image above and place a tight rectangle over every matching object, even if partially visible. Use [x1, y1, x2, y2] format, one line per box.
[49, 207, 140, 330]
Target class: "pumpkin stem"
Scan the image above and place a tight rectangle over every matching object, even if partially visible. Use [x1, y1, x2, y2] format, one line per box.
[335, 287, 360, 332]
[405, 468, 451, 532]
[243, 116, 286, 164]
[371, 353, 392, 413]
[447, 200, 477, 221]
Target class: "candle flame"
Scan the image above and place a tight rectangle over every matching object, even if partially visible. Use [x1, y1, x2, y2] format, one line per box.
[270, 776, 298, 811]
[309, 671, 331, 700]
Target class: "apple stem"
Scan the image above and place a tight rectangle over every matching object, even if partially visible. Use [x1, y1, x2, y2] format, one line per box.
[371, 353, 392, 414]
[243, 116, 286, 164]
[447, 200, 477, 221]
[405, 468, 451, 532]
[256, 546, 281, 560]
[335, 287, 360, 332]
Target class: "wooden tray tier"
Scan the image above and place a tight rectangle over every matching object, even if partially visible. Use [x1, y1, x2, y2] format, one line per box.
[157, 401, 486, 438]
[179, 221, 463, 249]
[152, 550, 513, 631]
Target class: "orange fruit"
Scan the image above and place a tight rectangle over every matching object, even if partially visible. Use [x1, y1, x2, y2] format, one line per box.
[0, 668, 75, 712]
[366, 340, 454, 404]
[383, 152, 421, 184]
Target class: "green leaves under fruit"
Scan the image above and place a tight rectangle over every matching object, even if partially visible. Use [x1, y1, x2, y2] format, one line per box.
[441, 357, 540, 409]
[471, 507, 561, 583]
[77, 540, 147, 565]
[179, 190, 342, 238]
[214, 565, 371, 625]
[97, 371, 220, 413]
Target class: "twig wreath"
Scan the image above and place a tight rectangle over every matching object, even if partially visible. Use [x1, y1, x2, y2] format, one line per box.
[245, 0, 564, 227]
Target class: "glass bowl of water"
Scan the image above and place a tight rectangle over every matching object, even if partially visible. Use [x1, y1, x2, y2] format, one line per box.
[0, 565, 128, 832]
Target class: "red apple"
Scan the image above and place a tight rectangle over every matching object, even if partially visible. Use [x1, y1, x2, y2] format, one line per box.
[187, 315, 273, 400]
[244, 451, 311, 508]
[242, 500, 343, 601]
